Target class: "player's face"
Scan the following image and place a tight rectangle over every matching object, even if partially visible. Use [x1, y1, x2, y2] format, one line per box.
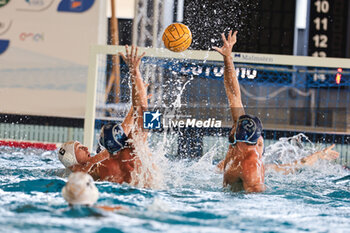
[74, 142, 91, 164]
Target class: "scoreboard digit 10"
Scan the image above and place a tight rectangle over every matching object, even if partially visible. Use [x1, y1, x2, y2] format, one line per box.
[308, 0, 349, 58]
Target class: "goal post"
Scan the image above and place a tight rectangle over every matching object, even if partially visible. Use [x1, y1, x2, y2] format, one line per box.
[84, 46, 100, 152]
[84, 45, 350, 151]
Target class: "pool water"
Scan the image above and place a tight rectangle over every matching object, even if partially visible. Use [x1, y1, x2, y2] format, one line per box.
[0, 138, 349, 233]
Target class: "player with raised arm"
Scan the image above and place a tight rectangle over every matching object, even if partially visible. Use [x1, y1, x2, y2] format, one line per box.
[213, 30, 265, 192]
[214, 31, 339, 192]
[58, 45, 156, 187]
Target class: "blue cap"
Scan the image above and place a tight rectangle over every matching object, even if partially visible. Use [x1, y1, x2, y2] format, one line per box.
[232, 115, 263, 145]
[99, 123, 128, 155]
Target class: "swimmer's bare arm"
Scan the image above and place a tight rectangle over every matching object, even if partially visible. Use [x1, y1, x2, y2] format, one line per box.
[301, 144, 339, 165]
[121, 105, 134, 136]
[119, 45, 148, 134]
[265, 144, 339, 174]
[241, 152, 266, 193]
[70, 150, 110, 173]
[213, 30, 245, 123]
[121, 89, 151, 138]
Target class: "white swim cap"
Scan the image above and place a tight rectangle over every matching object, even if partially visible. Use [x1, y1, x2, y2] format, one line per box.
[58, 141, 78, 168]
[62, 172, 99, 206]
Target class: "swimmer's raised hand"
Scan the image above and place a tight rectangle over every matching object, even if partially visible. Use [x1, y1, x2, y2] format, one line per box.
[320, 144, 339, 161]
[298, 144, 339, 167]
[119, 45, 146, 73]
[213, 30, 238, 57]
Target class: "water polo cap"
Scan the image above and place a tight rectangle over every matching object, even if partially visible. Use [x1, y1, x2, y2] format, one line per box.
[99, 123, 128, 155]
[62, 172, 99, 206]
[58, 141, 79, 168]
[231, 114, 263, 145]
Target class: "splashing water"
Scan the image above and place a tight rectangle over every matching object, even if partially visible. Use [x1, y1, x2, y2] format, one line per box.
[127, 129, 166, 190]
[263, 133, 318, 165]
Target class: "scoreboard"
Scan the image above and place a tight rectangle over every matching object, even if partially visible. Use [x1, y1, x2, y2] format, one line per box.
[308, 0, 349, 58]
[181, 0, 349, 58]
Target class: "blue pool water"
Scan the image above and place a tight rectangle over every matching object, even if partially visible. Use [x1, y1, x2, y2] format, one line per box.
[0, 139, 349, 233]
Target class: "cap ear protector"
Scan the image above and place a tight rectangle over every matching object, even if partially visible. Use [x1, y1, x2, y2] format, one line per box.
[99, 123, 128, 155]
[58, 141, 78, 168]
[230, 115, 263, 145]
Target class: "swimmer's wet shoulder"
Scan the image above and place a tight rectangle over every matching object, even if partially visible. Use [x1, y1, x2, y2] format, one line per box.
[223, 142, 266, 192]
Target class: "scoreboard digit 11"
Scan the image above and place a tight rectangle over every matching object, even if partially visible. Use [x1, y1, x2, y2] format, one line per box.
[308, 0, 349, 58]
